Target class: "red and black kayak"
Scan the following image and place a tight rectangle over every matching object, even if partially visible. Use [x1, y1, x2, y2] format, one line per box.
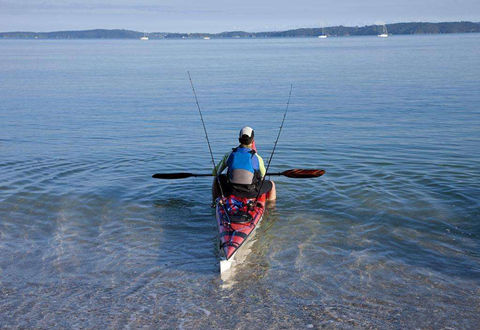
[215, 193, 266, 273]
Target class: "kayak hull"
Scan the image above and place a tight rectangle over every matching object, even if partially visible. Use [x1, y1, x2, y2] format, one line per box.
[215, 194, 266, 272]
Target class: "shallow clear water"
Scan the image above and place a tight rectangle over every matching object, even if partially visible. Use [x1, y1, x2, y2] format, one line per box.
[1, 35, 479, 328]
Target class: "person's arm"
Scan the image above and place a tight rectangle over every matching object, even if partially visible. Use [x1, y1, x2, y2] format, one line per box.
[212, 152, 230, 175]
[256, 154, 266, 177]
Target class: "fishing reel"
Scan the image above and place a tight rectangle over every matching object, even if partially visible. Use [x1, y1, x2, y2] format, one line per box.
[246, 200, 256, 211]
[211, 198, 223, 209]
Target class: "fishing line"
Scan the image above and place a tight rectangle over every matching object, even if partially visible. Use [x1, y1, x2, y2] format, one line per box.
[254, 84, 293, 203]
[187, 71, 227, 200]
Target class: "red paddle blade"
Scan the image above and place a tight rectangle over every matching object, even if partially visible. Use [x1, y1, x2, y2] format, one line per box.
[281, 169, 325, 178]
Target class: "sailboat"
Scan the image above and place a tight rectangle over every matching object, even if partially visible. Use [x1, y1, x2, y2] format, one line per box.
[378, 24, 388, 38]
[318, 26, 328, 38]
[140, 32, 149, 40]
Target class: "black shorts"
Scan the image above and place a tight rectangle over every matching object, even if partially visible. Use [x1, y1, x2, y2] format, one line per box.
[216, 174, 273, 198]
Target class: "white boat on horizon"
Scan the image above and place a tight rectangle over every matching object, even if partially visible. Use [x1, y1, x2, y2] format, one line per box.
[140, 32, 149, 40]
[378, 24, 389, 38]
[318, 27, 328, 38]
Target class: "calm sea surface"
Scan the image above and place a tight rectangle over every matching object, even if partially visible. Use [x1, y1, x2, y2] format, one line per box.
[1, 35, 479, 328]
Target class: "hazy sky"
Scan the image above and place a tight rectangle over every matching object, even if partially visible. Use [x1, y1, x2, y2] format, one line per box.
[1, 0, 479, 32]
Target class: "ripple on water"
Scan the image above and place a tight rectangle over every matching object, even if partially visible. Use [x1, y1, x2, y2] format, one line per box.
[1, 36, 480, 327]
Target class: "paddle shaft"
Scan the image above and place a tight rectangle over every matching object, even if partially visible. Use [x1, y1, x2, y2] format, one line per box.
[152, 169, 325, 179]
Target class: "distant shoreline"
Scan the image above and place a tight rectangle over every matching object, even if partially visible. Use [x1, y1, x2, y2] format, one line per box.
[1, 21, 479, 39]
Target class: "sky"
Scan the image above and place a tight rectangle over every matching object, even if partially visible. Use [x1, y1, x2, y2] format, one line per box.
[1, 0, 479, 32]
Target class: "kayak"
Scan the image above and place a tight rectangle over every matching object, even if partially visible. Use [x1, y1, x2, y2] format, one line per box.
[215, 193, 266, 273]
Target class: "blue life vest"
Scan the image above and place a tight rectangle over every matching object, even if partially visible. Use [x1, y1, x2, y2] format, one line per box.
[226, 147, 261, 185]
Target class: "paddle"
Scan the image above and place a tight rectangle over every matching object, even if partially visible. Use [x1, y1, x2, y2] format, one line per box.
[152, 169, 325, 180]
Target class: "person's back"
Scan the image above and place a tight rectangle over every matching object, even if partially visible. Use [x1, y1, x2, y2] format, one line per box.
[212, 127, 276, 201]
[226, 146, 261, 192]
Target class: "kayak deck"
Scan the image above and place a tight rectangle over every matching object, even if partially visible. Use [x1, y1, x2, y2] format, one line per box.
[215, 194, 266, 273]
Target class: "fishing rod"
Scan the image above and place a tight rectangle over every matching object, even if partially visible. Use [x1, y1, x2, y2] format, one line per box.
[187, 71, 227, 202]
[253, 84, 293, 204]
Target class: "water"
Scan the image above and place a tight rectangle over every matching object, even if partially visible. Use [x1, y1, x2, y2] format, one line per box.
[1, 34, 479, 328]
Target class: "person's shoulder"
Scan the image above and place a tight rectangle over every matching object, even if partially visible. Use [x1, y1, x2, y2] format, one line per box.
[224, 150, 233, 159]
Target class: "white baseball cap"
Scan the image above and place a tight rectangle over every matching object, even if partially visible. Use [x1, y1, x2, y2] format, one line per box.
[239, 126, 254, 138]
[239, 126, 254, 144]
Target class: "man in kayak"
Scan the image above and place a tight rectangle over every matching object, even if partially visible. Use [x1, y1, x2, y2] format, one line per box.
[212, 126, 276, 202]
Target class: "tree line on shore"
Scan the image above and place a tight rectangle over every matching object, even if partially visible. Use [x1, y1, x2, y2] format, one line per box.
[1, 21, 479, 39]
